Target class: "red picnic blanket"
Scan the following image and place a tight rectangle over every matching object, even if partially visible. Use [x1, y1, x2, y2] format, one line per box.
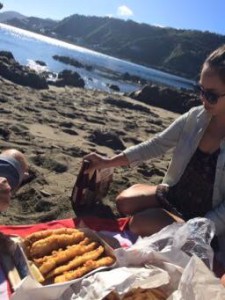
[0, 217, 130, 300]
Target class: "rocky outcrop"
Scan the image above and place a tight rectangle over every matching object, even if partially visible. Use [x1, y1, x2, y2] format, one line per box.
[48, 69, 85, 88]
[35, 60, 47, 66]
[108, 84, 120, 92]
[128, 84, 200, 113]
[0, 51, 48, 89]
[53, 55, 93, 71]
[122, 72, 147, 85]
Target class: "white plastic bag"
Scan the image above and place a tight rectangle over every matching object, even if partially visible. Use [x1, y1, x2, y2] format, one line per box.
[61, 218, 216, 300]
[168, 255, 225, 300]
[118, 217, 215, 269]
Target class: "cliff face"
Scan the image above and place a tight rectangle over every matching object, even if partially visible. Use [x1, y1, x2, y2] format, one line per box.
[2, 12, 225, 79]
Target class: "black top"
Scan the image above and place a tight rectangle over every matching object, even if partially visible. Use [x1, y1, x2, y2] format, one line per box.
[156, 147, 220, 221]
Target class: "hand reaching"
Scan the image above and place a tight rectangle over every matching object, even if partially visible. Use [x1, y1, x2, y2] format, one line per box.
[83, 152, 111, 173]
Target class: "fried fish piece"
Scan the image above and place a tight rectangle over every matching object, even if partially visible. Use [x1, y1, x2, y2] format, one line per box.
[54, 256, 115, 283]
[39, 241, 98, 275]
[46, 245, 105, 279]
[24, 228, 79, 249]
[23, 227, 78, 257]
[30, 231, 85, 258]
[34, 237, 90, 266]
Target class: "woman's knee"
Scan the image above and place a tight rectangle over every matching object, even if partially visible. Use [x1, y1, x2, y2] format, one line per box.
[129, 208, 175, 236]
[116, 184, 158, 215]
[116, 192, 133, 215]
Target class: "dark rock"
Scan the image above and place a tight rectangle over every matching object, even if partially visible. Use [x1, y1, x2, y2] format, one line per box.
[58, 70, 85, 87]
[0, 51, 48, 89]
[53, 55, 83, 68]
[49, 69, 85, 88]
[35, 60, 47, 66]
[128, 84, 200, 113]
[89, 129, 125, 150]
[52, 55, 93, 71]
[108, 84, 120, 91]
[0, 51, 14, 60]
[122, 72, 147, 85]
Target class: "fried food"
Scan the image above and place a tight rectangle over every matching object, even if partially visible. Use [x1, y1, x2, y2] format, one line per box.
[30, 231, 85, 258]
[39, 241, 98, 275]
[23, 228, 116, 285]
[54, 256, 115, 283]
[47, 245, 104, 278]
[24, 228, 78, 248]
[34, 237, 90, 266]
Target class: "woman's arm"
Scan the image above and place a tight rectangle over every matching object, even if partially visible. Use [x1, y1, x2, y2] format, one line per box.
[123, 110, 189, 165]
[83, 152, 129, 172]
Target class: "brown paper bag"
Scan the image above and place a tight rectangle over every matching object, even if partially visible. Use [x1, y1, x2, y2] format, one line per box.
[71, 160, 114, 215]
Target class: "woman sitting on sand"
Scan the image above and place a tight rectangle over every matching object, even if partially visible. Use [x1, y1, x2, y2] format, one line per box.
[84, 45, 225, 250]
[0, 149, 28, 212]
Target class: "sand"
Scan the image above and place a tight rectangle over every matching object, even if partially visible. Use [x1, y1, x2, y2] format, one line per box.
[0, 76, 179, 225]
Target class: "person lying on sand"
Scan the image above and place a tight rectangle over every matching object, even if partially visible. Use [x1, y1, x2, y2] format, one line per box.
[84, 44, 225, 275]
[0, 149, 28, 212]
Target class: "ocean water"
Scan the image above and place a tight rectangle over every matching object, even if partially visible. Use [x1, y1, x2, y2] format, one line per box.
[0, 23, 195, 93]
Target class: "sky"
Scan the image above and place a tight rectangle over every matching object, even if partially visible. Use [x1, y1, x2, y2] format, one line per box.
[1, 0, 225, 35]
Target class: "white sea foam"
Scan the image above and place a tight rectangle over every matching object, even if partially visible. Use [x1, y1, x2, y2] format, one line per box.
[27, 59, 48, 73]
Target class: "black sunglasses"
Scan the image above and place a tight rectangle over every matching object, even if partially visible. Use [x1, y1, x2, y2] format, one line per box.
[194, 84, 225, 104]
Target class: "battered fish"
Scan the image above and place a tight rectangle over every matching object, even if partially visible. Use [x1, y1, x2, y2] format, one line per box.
[24, 228, 79, 247]
[54, 256, 115, 283]
[46, 245, 104, 278]
[34, 237, 90, 266]
[39, 241, 98, 275]
[30, 231, 85, 258]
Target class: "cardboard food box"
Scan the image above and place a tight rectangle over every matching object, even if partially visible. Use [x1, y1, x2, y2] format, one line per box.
[3, 228, 116, 300]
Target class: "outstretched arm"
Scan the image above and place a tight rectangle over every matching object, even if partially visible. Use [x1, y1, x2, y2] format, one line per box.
[123, 111, 188, 165]
[83, 152, 129, 173]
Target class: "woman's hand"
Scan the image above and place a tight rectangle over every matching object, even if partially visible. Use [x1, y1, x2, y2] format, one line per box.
[83, 152, 129, 173]
[0, 177, 11, 212]
[83, 152, 111, 172]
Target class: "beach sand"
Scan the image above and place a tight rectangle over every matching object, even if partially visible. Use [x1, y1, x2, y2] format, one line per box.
[0, 76, 179, 225]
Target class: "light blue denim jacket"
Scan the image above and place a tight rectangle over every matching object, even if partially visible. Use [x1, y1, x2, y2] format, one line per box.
[123, 105, 225, 236]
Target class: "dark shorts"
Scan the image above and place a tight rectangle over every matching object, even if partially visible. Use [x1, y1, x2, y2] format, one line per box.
[156, 184, 219, 251]
[156, 184, 184, 219]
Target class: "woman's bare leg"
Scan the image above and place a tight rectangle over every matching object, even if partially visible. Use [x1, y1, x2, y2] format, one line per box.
[116, 183, 184, 237]
[116, 184, 159, 215]
[129, 208, 184, 237]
